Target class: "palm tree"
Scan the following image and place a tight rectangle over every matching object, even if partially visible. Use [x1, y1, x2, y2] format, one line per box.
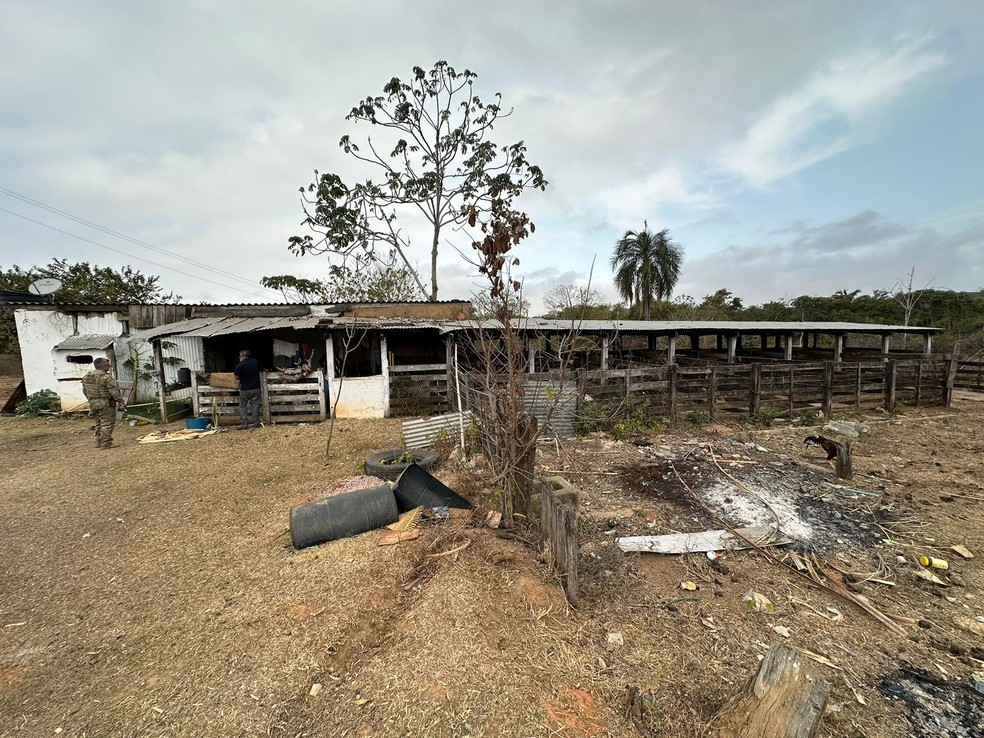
[610, 222, 683, 320]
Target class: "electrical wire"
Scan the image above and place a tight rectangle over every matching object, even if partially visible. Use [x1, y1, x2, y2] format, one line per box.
[0, 205, 270, 298]
[0, 186, 275, 292]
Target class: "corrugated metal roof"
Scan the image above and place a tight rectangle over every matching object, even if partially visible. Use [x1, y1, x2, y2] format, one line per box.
[54, 334, 117, 350]
[441, 319, 943, 334]
[131, 317, 222, 340]
[134, 315, 323, 340]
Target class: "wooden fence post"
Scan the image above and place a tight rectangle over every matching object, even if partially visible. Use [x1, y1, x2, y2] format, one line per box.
[914, 360, 923, 406]
[750, 365, 762, 416]
[942, 356, 957, 407]
[539, 476, 578, 607]
[836, 442, 853, 481]
[855, 364, 862, 410]
[821, 362, 834, 418]
[259, 372, 272, 425]
[668, 364, 678, 422]
[787, 365, 795, 415]
[317, 369, 328, 420]
[708, 367, 718, 422]
[885, 360, 897, 413]
[191, 371, 200, 417]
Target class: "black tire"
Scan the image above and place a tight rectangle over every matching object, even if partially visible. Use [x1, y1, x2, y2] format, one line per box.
[364, 448, 441, 481]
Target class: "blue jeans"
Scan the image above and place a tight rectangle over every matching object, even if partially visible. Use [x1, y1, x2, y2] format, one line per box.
[239, 388, 261, 425]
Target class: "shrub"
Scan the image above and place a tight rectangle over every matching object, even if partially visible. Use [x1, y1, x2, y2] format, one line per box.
[755, 405, 781, 428]
[686, 409, 712, 427]
[797, 409, 821, 426]
[15, 389, 61, 416]
[573, 400, 607, 437]
[612, 408, 665, 441]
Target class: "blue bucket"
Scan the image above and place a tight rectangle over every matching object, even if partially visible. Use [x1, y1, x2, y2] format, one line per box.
[185, 417, 210, 430]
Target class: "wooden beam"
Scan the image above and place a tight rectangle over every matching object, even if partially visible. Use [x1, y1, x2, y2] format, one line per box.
[667, 335, 677, 365]
[923, 333, 933, 354]
[727, 335, 738, 364]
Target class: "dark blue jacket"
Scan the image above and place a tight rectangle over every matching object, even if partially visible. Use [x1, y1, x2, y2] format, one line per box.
[234, 358, 263, 391]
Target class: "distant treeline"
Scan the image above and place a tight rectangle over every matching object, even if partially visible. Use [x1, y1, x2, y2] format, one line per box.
[544, 288, 984, 354]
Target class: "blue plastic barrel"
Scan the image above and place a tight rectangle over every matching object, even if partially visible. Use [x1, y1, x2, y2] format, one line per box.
[289, 485, 399, 549]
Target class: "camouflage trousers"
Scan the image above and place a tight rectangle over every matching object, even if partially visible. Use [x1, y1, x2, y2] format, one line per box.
[91, 403, 117, 448]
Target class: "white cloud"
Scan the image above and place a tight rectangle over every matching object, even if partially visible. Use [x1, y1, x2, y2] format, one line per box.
[721, 35, 947, 187]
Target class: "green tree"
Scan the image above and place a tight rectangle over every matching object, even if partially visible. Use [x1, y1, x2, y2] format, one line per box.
[0, 260, 179, 353]
[0, 259, 179, 304]
[610, 223, 683, 320]
[289, 60, 547, 301]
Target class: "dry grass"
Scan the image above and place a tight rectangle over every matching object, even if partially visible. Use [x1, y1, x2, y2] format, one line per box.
[0, 399, 982, 737]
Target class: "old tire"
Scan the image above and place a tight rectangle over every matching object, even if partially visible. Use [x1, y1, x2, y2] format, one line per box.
[364, 449, 440, 481]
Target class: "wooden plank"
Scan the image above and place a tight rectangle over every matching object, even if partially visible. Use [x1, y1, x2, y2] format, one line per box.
[616, 526, 793, 554]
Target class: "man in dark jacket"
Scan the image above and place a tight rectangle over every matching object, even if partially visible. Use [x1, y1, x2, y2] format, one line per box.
[234, 350, 263, 429]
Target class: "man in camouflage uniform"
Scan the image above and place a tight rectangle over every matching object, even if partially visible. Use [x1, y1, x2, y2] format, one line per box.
[82, 357, 126, 449]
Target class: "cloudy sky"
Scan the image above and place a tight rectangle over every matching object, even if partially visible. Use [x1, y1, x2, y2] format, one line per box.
[1, 1, 981, 312]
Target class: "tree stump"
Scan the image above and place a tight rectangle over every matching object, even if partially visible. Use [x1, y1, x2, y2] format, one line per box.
[705, 643, 829, 738]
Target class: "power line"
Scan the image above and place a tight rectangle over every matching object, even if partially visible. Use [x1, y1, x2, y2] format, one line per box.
[0, 206, 271, 298]
[0, 186, 275, 291]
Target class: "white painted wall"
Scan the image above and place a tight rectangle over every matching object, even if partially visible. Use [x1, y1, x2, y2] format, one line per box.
[329, 376, 387, 418]
[15, 309, 124, 409]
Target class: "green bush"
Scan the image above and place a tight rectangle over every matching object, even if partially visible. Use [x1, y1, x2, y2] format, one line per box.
[573, 400, 607, 437]
[686, 409, 712, 426]
[755, 405, 781, 428]
[797, 409, 821, 426]
[15, 389, 61, 416]
[612, 408, 665, 441]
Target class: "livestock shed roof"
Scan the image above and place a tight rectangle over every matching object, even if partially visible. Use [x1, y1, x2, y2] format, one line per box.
[440, 319, 943, 335]
[132, 315, 322, 340]
[54, 334, 117, 350]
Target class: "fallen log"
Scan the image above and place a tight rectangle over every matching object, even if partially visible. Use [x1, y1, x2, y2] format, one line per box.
[704, 643, 829, 738]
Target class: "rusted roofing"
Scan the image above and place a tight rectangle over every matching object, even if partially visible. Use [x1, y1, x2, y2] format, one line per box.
[54, 334, 117, 350]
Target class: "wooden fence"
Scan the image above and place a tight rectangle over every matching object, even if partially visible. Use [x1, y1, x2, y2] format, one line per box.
[389, 363, 450, 417]
[540, 476, 579, 607]
[191, 371, 327, 425]
[454, 357, 956, 427]
[953, 359, 984, 393]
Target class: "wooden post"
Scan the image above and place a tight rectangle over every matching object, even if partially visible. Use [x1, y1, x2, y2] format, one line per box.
[153, 340, 167, 423]
[914, 360, 923, 406]
[821, 362, 834, 418]
[750, 364, 762, 415]
[600, 333, 610, 370]
[727, 335, 738, 363]
[380, 334, 390, 418]
[668, 364, 678, 422]
[942, 356, 957, 407]
[787, 365, 795, 415]
[539, 476, 578, 607]
[885, 360, 897, 413]
[881, 334, 891, 356]
[317, 369, 328, 420]
[784, 335, 793, 361]
[833, 335, 844, 364]
[855, 364, 862, 410]
[191, 370, 200, 417]
[708, 367, 718, 422]
[923, 333, 933, 355]
[667, 335, 677, 365]
[836, 442, 853, 481]
[259, 372, 272, 425]
[705, 642, 829, 738]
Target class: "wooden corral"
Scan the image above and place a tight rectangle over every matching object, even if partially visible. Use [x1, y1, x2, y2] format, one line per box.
[389, 363, 450, 416]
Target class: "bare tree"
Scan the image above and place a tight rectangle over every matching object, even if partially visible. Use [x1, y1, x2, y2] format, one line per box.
[892, 266, 933, 327]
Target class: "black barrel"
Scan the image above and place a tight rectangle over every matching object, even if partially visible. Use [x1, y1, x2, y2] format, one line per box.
[393, 464, 473, 512]
[289, 485, 399, 549]
[177, 367, 192, 386]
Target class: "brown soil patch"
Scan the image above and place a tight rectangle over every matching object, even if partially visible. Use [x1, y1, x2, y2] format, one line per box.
[1, 400, 982, 737]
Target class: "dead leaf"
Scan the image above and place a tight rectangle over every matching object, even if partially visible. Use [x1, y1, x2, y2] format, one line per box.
[951, 544, 974, 559]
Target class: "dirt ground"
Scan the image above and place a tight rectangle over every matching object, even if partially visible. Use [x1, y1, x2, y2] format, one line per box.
[1, 393, 982, 737]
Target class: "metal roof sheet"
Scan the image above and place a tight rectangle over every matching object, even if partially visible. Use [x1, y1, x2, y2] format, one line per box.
[133, 315, 323, 340]
[440, 319, 942, 334]
[55, 334, 117, 350]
